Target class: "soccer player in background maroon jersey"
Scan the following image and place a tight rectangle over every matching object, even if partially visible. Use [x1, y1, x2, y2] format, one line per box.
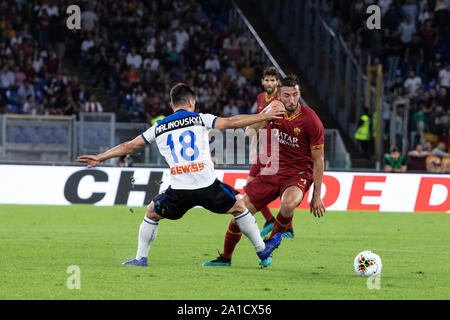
[203, 74, 325, 267]
[249, 66, 292, 238]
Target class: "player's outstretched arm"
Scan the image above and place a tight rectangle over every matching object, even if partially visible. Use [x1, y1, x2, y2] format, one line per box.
[214, 103, 284, 130]
[77, 135, 147, 168]
[310, 147, 326, 218]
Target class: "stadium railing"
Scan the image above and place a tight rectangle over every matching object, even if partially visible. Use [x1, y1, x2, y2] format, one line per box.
[0, 113, 151, 165]
[77, 112, 116, 158]
[0, 114, 76, 163]
[0, 113, 352, 169]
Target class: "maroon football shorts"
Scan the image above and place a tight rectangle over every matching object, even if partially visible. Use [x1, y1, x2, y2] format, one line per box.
[243, 172, 312, 211]
[249, 162, 264, 178]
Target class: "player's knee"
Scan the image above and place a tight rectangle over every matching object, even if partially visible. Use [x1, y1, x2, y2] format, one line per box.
[242, 195, 257, 214]
[145, 202, 161, 221]
[228, 199, 247, 215]
[279, 200, 297, 217]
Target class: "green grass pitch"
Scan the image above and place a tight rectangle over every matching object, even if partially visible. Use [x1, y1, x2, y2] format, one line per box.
[0, 204, 449, 300]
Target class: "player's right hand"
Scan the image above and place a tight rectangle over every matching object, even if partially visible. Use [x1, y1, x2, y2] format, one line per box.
[77, 155, 101, 168]
[310, 194, 325, 218]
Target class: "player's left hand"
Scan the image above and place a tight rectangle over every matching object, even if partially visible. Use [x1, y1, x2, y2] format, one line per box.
[310, 195, 325, 218]
[77, 155, 101, 168]
[268, 100, 285, 114]
[263, 102, 285, 120]
[260, 100, 285, 114]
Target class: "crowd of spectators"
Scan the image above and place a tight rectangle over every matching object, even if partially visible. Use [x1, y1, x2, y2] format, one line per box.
[5, 0, 448, 171]
[0, 0, 105, 118]
[64, 0, 267, 123]
[1, 0, 268, 125]
[321, 0, 450, 172]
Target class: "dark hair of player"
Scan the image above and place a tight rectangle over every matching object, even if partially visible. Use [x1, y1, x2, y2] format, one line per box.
[279, 74, 300, 88]
[262, 66, 280, 79]
[170, 83, 195, 107]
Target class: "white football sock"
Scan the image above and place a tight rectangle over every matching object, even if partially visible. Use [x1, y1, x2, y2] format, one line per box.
[136, 217, 158, 260]
[234, 210, 265, 252]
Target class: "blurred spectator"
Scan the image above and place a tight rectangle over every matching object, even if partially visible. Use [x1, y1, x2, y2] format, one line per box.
[77, 84, 87, 104]
[427, 52, 444, 83]
[45, 50, 59, 75]
[432, 141, 450, 158]
[428, 105, 446, 136]
[389, 75, 406, 97]
[434, 0, 449, 33]
[394, 108, 404, 149]
[401, 0, 418, 22]
[385, 146, 407, 172]
[223, 99, 239, 117]
[427, 141, 450, 172]
[437, 87, 449, 107]
[382, 28, 401, 85]
[14, 65, 27, 88]
[84, 94, 103, 113]
[63, 96, 81, 117]
[398, 14, 416, 45]
[18, 80, 35, 106]
[132, 85, 147, 107]
[174, 26, 190, 52]
[38, 9, 50, 49]
[439, 64, 450, 89]
[404, 70, 422, 97]
[81, 4, 98, 32]
[22, 95, 38, 115]
[0, 65, 14, 91]
[383, 3, 403, 31]
[126, 47, 143, 69]
[354, 107, 372, 159]
[407, 143, 430, 171]
[418, 3, 431, 26]
[205, 54, 221, 73]
[410, 105, 427, 147]
[378, 0, 392, 16]
[404, 34, 423, 75]
[440, 108, 450, 134]
[419, 20, 437, 62]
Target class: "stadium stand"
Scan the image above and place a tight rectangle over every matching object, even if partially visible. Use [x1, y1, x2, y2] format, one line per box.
[291, 0, 450, 172]
[0, 0, 83, 119]
[63, 0, 268, 123]
[1, 0, 447, 172]
[1, 1, 268, 123]
[0, 0, 280, 164]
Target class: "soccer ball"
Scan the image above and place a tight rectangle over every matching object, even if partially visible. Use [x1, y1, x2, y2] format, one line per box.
[354, 251, 382, 277]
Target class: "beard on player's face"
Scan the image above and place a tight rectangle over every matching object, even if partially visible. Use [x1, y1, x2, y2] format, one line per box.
[265, 86, 276, 94]
[283, 102, 298, 112]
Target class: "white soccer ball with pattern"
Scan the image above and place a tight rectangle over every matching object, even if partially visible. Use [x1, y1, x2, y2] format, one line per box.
[354, 251, 382, 277]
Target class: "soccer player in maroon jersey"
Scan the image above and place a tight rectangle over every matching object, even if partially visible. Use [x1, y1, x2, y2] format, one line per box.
[249, 66, 290, 237]
[203, 74, 325, 267]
